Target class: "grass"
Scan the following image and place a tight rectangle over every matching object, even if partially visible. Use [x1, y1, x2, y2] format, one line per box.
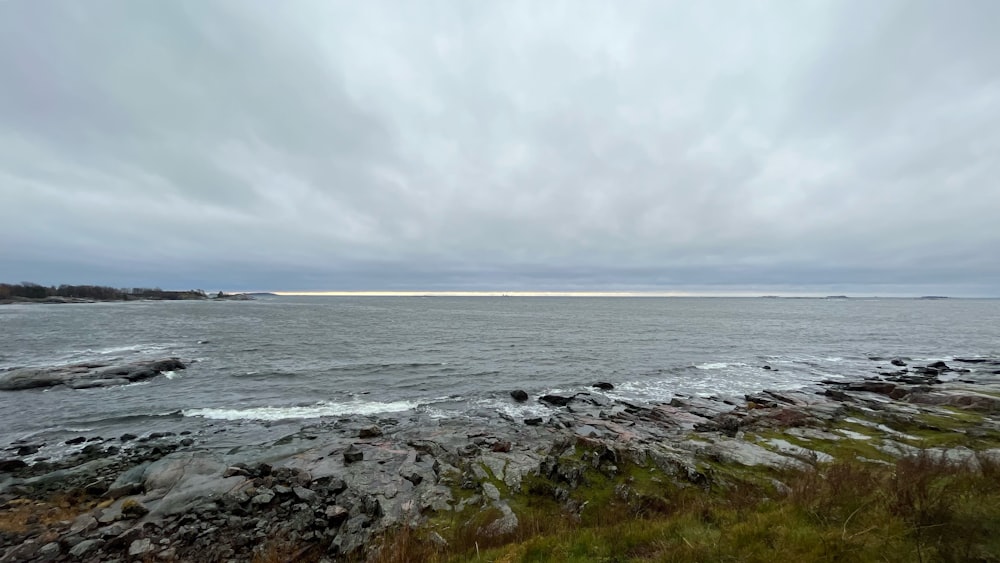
[0, 491, 97, 535]
[367, 441, 1000, 563]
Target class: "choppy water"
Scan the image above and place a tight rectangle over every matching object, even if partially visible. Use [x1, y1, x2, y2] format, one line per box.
[2, 296, 999, 450]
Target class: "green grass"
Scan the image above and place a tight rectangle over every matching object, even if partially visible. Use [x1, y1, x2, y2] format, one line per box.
[368, 441, 1000, 563]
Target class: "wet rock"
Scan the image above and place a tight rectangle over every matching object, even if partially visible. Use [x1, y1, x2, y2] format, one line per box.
[524, 417, 543, 426]
[592, 382, 614, 390]
[845, 381, 897, 395]
[0, 458, 27, 472]
[359, 425, 383, 439]
[540, 394, 574, 407]
[927, 361, 951, 371]
[891, 358, 907, 367]
[65, 437, 87, 445]
[343, 445, 364, 464]
[120, 433, 138, 442]
[510, 390, 529, 402]
[15, 444, 39, 456]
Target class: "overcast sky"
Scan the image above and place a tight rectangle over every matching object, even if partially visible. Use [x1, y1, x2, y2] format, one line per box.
[1, 1, 998, 295]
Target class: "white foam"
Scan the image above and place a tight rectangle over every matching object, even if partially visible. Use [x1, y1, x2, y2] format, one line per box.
[163, 371, 178, 379]
[474, 398, 552, 419]
[182, 399, 419, 421]
[694, 362, 729, 370]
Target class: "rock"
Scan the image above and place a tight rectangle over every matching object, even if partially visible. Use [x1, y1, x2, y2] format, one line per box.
[324, 504, 349, 525]
[293, 486, 318, 503]
[121, 498, 150, 518]
[0, 358, 186, 391]
[38, 542, 60, 559]
[540, 394, 574, 407]
[927, 361, 951, 371]
[69, 514, 99, 535]
[359, 425, 383, 439]
[524, 417, 544, 426]
[129, 538, 154, 557]
[845, 381, 897, 395]
[69, 539, 102, 558]
[428, 531, 448, 548]
[223, 466, 250, 478]
[592, 382, 614, 390]
[16, 444, 39, 456]
[479, 503, 519, 537]
[0, 458, 27, 472]
[179, 437, 194, 447]
[482, 482, 501, 501]
[344, 445, 364, 464]
[491, 440, 512, 453]
[762, 365, 772, 370]
[251, 489, 275, 505]
[510, 390, 529, 402]
[65, 436, 87, 445]
[891, 358, 907, 367]
[108, 462, 150, 498]
[120, 433, 138, 442]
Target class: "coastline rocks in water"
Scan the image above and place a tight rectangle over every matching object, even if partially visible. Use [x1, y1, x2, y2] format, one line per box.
[891, 358, 907, 367]
[540, 394, 575, 407]
[510, 390, 529, 402]
[358, 425, 383, 439]
[592, 382, 614, 390]
[0, 358, 186, 391]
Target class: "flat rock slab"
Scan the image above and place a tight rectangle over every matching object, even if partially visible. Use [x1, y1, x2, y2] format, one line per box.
[0, 358, 185, 391]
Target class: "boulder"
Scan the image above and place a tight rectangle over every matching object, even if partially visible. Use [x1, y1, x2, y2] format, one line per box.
[358, 425, 383, 439]
[540, 394, 574, 407]
[509, 390, 529, 402]
[891, 358, 907, 367]
[592, 382, 614, 390]
[344, 445, 364, 464]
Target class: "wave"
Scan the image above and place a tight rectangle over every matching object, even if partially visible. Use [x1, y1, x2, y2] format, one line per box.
[182, 399, 419, 421]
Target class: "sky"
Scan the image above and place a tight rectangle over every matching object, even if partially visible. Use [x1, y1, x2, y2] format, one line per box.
[1, 1, 998, 296]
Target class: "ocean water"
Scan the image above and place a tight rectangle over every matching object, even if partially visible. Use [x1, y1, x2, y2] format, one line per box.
[1, 296, 999, 449]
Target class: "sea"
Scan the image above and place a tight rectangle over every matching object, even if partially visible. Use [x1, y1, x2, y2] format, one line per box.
[2, 296, 999, 452]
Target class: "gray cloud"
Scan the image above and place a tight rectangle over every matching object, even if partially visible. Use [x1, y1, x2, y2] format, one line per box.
[1, 0, 997, 295]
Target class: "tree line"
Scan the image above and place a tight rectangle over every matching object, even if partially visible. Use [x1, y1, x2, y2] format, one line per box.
[0, 282, 208, 301]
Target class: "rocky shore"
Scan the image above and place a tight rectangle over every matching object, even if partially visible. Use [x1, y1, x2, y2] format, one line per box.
[2, 356, 999, 561]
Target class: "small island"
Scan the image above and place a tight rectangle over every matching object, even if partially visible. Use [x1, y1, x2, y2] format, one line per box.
[0, 283, 254, 304]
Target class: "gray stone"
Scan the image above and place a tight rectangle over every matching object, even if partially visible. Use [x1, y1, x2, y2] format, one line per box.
[69, 514, 99, 534]
[344, 445, 364, 464]
[69, 539, 102, 558]
[129, 538, 154, 557]
[293, 486, 318, 503]
[38, 542, 60, 559]
[359, 425, 383, 439]
[482, 482, 501, 502]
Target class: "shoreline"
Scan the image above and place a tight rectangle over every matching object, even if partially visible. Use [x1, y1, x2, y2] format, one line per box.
[1, 356, 999, 561]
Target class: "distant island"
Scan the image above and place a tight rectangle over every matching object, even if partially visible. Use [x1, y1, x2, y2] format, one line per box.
[0, 282, 257, 304]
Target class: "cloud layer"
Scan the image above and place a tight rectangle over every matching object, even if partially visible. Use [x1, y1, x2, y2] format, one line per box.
[2, 1, 998, 295]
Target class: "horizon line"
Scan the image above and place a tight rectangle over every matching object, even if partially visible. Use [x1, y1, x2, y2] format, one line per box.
[263, 290, 972, 298]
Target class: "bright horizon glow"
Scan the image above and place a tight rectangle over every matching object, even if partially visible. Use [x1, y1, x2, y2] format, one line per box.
[266, 290, 913, 298]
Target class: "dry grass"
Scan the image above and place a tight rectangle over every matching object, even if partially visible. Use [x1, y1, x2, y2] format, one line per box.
[0, 491, 97, 534]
